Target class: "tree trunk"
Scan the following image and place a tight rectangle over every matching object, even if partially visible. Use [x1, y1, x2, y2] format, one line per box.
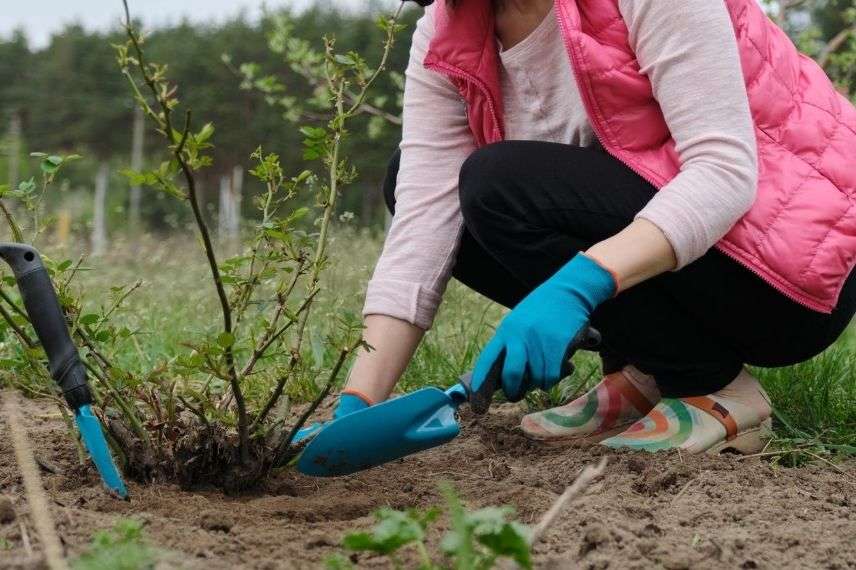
[129, 107, 145, 242]
[91, 162, 109, 256]
[7, 111, 21, 191]
[229, 165, 243, 247]
[55, 180, 71, 247]
[218, 167, 243, 253]
[218, 174, 232, 243]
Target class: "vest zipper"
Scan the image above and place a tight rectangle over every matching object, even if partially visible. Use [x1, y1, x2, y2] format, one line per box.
[553, 3, 662, 190]
[425, 61, 504, 143]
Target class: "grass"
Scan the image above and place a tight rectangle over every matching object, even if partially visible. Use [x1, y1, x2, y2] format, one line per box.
[6, 227, 856, 462]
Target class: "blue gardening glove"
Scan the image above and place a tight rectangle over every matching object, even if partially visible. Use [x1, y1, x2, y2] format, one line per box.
[471, 253, 616, 404]
[292, 392, 370, 444]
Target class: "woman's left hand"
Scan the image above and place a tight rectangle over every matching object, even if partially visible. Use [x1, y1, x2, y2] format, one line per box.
[470, 253, 616, 403]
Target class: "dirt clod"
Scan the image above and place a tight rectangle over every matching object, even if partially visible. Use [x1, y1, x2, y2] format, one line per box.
[198, 512, 234, 533]
[580, 524, 610, 556]
[0, 495, 16, 524]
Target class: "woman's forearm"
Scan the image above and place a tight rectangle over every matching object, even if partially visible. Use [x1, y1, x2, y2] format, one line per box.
[345, 314, 425, 403]
[585, 218, 677, 293]
[349, 219, 674, 404]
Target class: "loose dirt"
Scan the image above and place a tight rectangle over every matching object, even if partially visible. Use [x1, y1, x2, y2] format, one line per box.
[1, 396, 854, 569]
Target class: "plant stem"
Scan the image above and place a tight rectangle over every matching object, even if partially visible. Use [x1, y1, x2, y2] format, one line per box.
[121, 0, 249, 463]
[345, 2, 404, 118]
[284, 80, 346, 366]
[243, 288, 318, 380]
[273, 338, 361, 466]
[253, 6, 405, 431]
[0, 201, 23, 242]
[0, 286, 29, 322]
[0, 301, 34, 347]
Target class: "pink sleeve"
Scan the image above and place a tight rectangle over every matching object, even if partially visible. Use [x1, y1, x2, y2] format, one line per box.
[620, 0, 759, 268]
[362, 7, 476, 330]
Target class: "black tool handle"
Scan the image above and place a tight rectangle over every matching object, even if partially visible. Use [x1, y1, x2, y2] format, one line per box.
[403, 0, 435, 6]
[461, 326, 602, 415]
[0, 244, 92, 410]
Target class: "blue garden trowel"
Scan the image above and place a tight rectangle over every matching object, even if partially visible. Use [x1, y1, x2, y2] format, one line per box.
[0, 244, 128, 499]
[297, 327, 601, 477]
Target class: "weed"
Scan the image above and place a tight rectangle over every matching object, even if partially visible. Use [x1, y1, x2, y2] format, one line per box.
[72, 519, 158, 570]
[330, 484, 531, 570]
[752, 344, 856, 465]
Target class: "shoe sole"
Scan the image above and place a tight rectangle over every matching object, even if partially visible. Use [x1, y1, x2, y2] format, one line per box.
[705, 417, 774, 455]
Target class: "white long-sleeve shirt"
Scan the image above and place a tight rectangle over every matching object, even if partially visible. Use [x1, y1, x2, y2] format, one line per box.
[364, 0, 759, 330]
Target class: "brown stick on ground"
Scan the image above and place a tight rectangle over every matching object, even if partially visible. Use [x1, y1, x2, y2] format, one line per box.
[529, 456, 608, 545]
[3, 391, 70, 570]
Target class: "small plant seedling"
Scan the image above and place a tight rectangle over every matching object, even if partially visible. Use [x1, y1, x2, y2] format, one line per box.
[332, 485, 532, 570]
[440, 484, 532, 570]
[72, 519, 158, 570]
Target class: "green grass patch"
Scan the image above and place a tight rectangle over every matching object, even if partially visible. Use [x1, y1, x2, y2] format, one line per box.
[72, 519, 158, 570]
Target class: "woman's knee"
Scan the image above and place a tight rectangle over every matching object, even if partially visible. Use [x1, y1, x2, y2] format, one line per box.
[382, 148, 401, 215]
[458, 142, 523, 224]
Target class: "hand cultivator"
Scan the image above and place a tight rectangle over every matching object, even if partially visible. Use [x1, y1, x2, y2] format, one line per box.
[297, 328, 601, 477]
[0, 244, 128, 499]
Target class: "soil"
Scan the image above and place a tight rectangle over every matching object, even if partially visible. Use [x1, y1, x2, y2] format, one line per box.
[1, 396, 854, 569]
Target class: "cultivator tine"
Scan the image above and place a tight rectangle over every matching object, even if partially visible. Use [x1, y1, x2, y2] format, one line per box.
[75, 405, 129, 499]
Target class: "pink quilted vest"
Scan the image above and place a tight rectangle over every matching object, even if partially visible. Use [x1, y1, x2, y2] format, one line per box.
[423, 0, 856, 313]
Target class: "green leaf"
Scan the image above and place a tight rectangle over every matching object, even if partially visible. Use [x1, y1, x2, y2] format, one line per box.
[472, 516, 532, 569]
[196, 123, 215, 143]
[299, 126, 326, 140]
[80, 314, 100, 326]
[334, 53, 355, 66]
[217, 332, 235, 348]
[342, 508, 426, 555]
[324, 554, 356, 570]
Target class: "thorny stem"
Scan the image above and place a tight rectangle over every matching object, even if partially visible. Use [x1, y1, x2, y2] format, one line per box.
[233, 178, 287, 329]
[75, 329, 150, 445]
[287, 81, 345, 369]
[258, 6, 404, 437]
[0, 202, 23, 242]
[0, 301, 34, 347]
[242, 288, 319, 381]
[95, 280, 143, 329]
[345, 2, 405, 118]
[817, 24, 856, 69]
[121, 0, 249, 463]
[0, 286, 29, 322]
[272, 338, 362, 467]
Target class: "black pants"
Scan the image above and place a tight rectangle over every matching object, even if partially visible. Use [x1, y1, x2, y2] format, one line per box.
[382, 141, 856, 397]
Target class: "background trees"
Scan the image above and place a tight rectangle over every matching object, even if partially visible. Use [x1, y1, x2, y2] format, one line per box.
[0, 2, 852, 243]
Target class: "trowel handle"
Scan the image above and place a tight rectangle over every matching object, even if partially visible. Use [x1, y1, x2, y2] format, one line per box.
[462, 326, 602, 415]
[0, 244, 92, 410]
